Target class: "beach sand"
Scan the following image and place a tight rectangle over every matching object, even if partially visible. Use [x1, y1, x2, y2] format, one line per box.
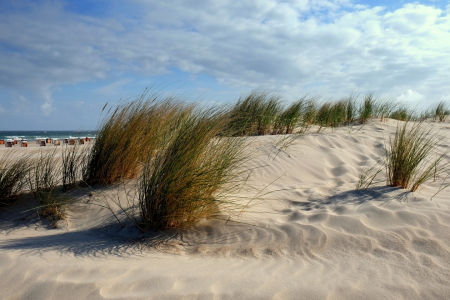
[1, 119, 450, 299]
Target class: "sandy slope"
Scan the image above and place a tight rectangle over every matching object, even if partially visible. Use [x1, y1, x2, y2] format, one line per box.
[1, 119, 450, 300]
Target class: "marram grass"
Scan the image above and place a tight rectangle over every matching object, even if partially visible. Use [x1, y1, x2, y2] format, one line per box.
[0, 151, 32, 206]
[27, 148, 67, 219]
[27, 148, 61, 196]
[389, 105, 414, 122]
[83, 91, 190, 184]
[226, 91, 281, 136]
[386, 121, 448, 192]
[137, 107, 249, 230]
[273, 98, 305, 134]
[359, 93, 376, 124]
[62, 143, 89, 191]
[357, 121, 449, 192]
[433, 100, 449, 122]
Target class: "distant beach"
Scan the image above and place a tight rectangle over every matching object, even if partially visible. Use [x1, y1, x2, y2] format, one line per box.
[0, 130, 97, 141]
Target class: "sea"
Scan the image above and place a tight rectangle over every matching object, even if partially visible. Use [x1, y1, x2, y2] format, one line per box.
[0, 130, 97, 141]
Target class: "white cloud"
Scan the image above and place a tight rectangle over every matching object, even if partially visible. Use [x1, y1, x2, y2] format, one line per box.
[0, 0, 450, 111]
[397, 89, 425, 103]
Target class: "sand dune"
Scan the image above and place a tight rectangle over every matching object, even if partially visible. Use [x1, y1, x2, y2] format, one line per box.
[1, 119, 450, 299]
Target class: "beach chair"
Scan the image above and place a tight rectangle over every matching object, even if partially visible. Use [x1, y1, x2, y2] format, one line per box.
[36, 139, 41, 144]
[46, 138, 52, 144]
[64, 139, 69, 144]
[40, 140, 46, 147]
[69, 139, 75, 145]
[21, 141, 28, 147]
[0, 140, 4, 145]
[79, 139, 85, 145]
[54, 140, 61, 146]
[5, 141, 12, 147]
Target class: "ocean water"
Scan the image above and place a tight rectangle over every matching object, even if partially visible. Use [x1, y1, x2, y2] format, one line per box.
[0, 130, 97, 141]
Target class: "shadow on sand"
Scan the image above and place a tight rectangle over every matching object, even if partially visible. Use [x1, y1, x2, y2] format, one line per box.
[0, 186, 423, 258]
[288, 185, 421, 211]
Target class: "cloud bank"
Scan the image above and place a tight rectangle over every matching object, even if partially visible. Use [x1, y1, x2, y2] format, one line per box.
[0, 0, 449, 128]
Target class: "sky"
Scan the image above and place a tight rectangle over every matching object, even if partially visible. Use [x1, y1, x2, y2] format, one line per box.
[0, 0, 449, 130]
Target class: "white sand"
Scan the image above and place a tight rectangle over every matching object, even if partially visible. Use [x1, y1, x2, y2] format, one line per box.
[1, 119, 450, 299]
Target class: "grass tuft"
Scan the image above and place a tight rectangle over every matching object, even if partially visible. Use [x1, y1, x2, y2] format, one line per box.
[138, 107, 249, 230]
[359, 93, 376, 124]
[302, 98, 318, 126]
[433, 101, 449, 122]
[377, 98, 397, 122]
[389, 105, 414, 121]
[385, 121, 448, 192]
[0, 151, 32, 207]
[28, 148, 60, 196]
[62, 143, 89, 191]
[273, 98, 305, 134]
[21, 148, 68, 220]
[227, 91, 282, 136]
[83, 90, 189, 184]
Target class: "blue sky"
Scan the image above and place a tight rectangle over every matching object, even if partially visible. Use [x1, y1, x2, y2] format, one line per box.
[1, 0, 449, 130]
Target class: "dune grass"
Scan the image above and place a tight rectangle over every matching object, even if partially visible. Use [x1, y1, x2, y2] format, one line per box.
[302, 98, 318, 126]
[226, 91, 282, 136]
[35, 190, 68, 222]
[357, 121, 449, 192]
[433, 100, 449, 122]
[377, 98, 398, 122]
[345, 96, 357, 125]
[223, 92, 447, 135]
[385, 121, 449, 192]
[226, 92, 261, 136]
[315, 99, 350, 129]
[62, 143, 89, 191]
[315, 102, 333, 129]
[0, 146, 87, 220]
[137, 107, 249, 230]
[257, 96, 283, 135]
[26, 148, 66, 218]
[0, 151, 32, 207]
[0, 147, 77, 219]
[27, 148, 60, 195]
[83, 91, 189, 185]
[359, 93, 377, 124]
[389, 105, 414, 122]
[312, 96, 364, 130]
[273, 98, 305, 134]
[81, 92, 251, 230]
